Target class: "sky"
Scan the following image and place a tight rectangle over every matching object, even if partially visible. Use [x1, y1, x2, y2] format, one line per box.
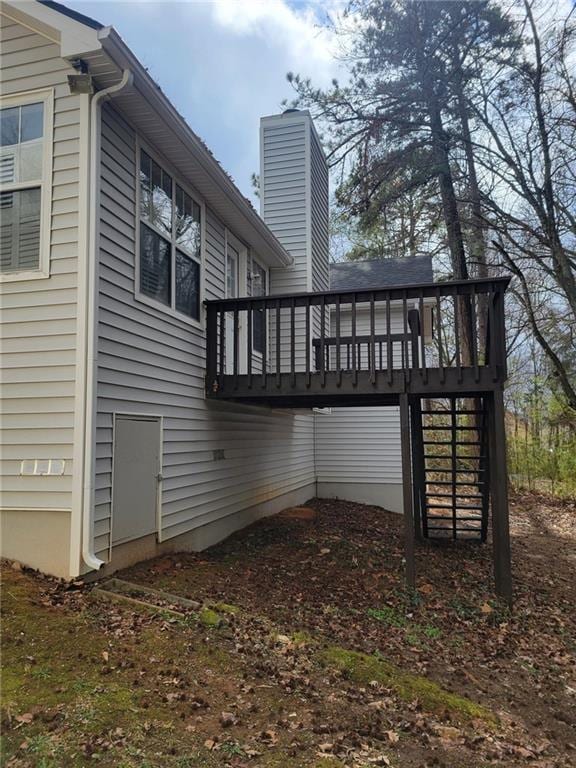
[65, 0, 345, 205]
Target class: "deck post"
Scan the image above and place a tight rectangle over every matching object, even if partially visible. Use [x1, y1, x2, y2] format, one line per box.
[205, 305, 218, 394]
[400, 393, 416, 589]
[409, 396, 424, 541]
[488, 389, 513, 606]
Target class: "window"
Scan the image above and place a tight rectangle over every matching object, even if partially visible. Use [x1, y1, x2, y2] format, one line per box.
[138, 147, 202, 321]
[250, 259, 267, 354]
[226, 243, 238, 299]
[0, 93, 52, 278]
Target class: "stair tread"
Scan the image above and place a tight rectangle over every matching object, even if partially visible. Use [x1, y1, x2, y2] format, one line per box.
[425, 492, 483, 498]
[426, 504, 484, 510]
[424, 456, 484, 460]
[428, 480, 486, 485]
[425, 516, 483, 522]
[421, 409, 485, 415]
[423, 440, 483, 446]
[422, 424, 482, 432]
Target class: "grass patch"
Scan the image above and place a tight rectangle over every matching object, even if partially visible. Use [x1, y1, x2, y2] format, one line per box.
[367, 606, 407, 628]
[211, 601, 240, 615]
[321, 646, 495, 723]
[198, 606, 223, 627]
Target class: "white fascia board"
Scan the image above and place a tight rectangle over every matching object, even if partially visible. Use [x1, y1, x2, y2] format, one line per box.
[0, 0, 103, 57]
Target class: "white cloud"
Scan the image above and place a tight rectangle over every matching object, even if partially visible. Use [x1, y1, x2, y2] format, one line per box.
[210, 0, 339, 77]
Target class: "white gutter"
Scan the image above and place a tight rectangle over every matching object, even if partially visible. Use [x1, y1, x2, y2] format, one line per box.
[81, 69, 133, 572]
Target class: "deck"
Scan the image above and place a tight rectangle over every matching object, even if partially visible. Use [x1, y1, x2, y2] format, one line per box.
[205, 277, 509, 408]
[204, 276, 512, 603]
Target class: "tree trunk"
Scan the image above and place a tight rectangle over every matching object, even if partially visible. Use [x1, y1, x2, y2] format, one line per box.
[452, 54, 490, 353]
[413, 33, 474, 364]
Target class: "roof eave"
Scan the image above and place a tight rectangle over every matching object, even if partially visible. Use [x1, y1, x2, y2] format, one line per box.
[98, 27, 293, 269]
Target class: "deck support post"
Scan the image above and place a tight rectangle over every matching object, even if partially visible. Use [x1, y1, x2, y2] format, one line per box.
[409, 396, 424, 541]
[488, 389, 513, 606]
[400, 393, 416, 590]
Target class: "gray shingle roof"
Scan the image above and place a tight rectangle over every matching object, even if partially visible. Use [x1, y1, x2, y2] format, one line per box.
[329, 256, 434, 291]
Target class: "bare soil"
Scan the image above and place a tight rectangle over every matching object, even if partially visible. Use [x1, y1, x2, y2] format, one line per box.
[2, 491, 575, 767]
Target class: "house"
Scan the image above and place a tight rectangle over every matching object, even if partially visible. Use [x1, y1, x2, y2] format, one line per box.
[0, 0, 512, 601]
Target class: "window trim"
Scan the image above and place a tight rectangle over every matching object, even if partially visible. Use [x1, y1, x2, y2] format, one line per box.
[0, 88, 54, 283]
[135, 137, 205, 329]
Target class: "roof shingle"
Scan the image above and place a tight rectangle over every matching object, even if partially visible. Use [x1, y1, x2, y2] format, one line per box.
[329, 256, 434, 290]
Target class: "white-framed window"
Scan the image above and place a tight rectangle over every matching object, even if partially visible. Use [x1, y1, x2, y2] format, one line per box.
[0, 89, 53, 281]
[136, 144, 203, 324]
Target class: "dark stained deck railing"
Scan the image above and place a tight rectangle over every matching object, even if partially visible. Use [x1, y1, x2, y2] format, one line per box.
[205, 277, 510, 407]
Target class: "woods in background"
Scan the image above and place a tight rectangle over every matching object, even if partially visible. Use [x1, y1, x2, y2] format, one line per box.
[287, 0, 575, 496]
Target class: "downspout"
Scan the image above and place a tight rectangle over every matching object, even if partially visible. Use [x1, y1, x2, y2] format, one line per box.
[82, 69, 133, 571]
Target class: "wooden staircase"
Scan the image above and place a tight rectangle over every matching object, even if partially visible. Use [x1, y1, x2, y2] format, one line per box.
[411, 396, 490, 542]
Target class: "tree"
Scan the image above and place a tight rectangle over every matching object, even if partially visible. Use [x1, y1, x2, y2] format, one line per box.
[288, 0, 517, 363]
[288, 0, 575, 410]
[471, 0, 576, 409]
[331, 172, 443, 262]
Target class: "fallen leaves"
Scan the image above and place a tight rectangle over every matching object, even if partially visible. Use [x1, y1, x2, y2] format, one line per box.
[3, 492, 575, 767]
[14, 713, 34, 726]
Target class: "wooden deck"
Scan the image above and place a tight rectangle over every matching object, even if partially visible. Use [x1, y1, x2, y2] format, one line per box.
[204, 276, 513, 604]
[205, 277, 509, 409]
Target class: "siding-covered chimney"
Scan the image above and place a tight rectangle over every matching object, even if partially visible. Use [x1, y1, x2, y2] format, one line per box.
[260, 110, 329, 368]
[260, 110, 329, 294]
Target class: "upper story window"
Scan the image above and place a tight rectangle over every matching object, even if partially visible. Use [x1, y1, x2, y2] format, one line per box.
[0, 91, 53, 280]
[138, 147, 202, 321]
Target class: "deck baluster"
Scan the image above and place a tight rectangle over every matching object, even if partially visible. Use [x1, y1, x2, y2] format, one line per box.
[320, 295, 326, 388]
[247, 303, 253, 389]
[261, 299, 267, 388]
[305, 297, 311, 388]
[436, 287, 445, 384]
[419, 291, 428, 384]
[233, 304, 239, 389]
[351, 294, 357, 386]
[471, 284, 479, 382]
[336, 295, 341, 386]
[219, 309, 225, 386]
[454, 289, 462, 383]
[370, 293, 376, 385]
[290, 298, 296, 387]
[403, 292, 409, 383]
[386, 291, 393, 385]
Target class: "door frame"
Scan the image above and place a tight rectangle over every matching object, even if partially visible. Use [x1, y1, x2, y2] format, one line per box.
[224, 229, 249, 373]
[109, 412, 163, 558]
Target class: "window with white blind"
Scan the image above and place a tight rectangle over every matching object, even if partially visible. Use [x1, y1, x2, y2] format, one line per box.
[137, 146, 203, 323]
[0, 91, 53, 279]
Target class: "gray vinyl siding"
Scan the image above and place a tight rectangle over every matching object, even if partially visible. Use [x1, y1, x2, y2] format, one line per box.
[261, 117, 308, 371]
[94, 104, 314, 559]
[261, 112, 329, 372]
[0, 15, 81, 512]
[331, 304, 411, 369]
[315, 406, 402, 486]
[261, 120, 308, 293]
[315, 304, 405, 494]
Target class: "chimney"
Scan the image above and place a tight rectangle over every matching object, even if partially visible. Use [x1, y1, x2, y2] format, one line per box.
[260, 109, 329, 295]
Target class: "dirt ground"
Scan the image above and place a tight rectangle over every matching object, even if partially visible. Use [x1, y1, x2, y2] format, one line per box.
[1, 491, 575, 767]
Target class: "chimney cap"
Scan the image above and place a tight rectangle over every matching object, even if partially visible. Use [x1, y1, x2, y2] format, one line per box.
[282, 108, 300, 114]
